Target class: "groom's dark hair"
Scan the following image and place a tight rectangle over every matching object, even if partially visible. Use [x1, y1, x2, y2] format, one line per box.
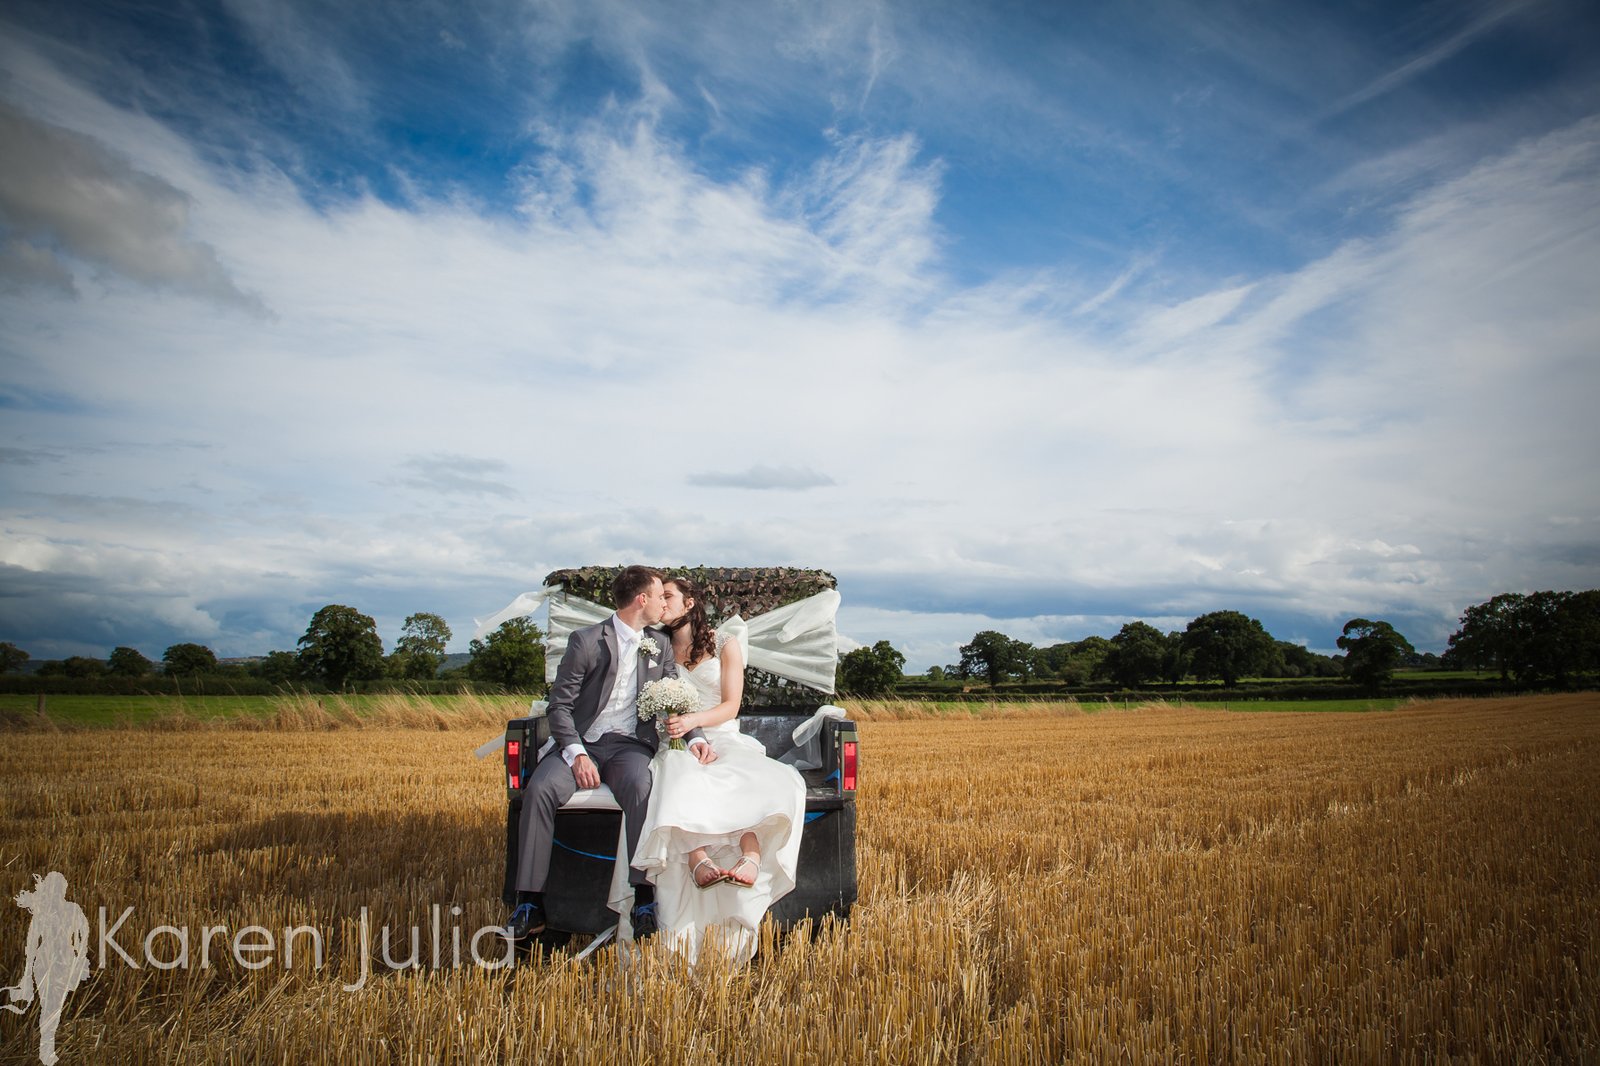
[612, 565, 663, 608]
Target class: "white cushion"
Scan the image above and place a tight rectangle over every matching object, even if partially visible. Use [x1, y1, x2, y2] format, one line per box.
[561, 785, 621, 812]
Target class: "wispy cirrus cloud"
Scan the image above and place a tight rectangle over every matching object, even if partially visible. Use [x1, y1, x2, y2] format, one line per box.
[1317, 0, 1538, 122]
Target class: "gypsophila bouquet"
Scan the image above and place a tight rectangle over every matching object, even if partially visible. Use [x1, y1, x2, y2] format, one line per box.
[638, 636, 660, 659]
[637, 676, 699, 750]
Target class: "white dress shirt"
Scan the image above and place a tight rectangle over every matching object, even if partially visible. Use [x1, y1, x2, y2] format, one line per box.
[585, 615, 647, 741]
[563, 614, 706, 766]
[564, 614, 647, 764]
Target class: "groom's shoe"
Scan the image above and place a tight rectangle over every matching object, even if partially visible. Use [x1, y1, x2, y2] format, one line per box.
[506, 901, 546, 941]
[629, 901, 659, 941]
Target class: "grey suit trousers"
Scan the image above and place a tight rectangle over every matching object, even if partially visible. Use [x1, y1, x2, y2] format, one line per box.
[516, 731, 656, 893]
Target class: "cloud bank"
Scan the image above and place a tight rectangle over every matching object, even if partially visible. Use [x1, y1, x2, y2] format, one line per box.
[2, 1, 1598, 668]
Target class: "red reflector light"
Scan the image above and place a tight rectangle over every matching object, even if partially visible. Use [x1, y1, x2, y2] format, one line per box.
[507, 739, 521, 790]
[841, 740, 857, 792]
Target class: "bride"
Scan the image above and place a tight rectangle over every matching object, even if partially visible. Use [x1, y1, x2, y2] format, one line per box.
[623, 575, 806, 965]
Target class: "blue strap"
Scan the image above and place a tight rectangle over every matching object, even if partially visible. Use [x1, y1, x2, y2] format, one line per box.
[553, 838, 617, 862]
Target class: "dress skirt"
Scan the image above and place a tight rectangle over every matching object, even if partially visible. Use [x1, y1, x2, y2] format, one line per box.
[609, 725, 805, 965]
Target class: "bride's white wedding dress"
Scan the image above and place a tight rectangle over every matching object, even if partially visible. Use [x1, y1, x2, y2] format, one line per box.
[611, 624, 806, 965]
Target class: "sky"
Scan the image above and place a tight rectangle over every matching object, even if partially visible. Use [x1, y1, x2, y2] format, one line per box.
[2, 0, 1598, 671]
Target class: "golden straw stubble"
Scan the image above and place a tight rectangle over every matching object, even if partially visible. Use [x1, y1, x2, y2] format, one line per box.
[0, 693, 1596, 1063]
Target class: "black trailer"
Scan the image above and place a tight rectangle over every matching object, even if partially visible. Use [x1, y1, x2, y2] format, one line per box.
[500, 703, 858, 942]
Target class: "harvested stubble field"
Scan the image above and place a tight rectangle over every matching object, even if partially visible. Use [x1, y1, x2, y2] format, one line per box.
[1, 694, 1596, 1063]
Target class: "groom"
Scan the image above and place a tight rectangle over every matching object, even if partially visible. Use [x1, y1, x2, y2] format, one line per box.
[507, 565, 717, 942]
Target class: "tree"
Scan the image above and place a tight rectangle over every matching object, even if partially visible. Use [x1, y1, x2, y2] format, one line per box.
[838, 640, 906, 696]
[163, 643, 218, 676]
[1160, 631, 1189, 683]
[1063, 637, 1112, 685]
[61, 655, 108, 678]
[1033, 643, 1074, 679]
[1275, 641, 1344, 678]
[1444, 590, 1600, 684]
[469, 618, 546, 690]
[1445, 593, 1524, 679]
[393, 612, 452, 680]
[1259, 640, 1290, 678]
[0, 642, 28, 674]
[108, 646, 153, 677]
[251, 650, 298, 685]
[1557, 590, 1600, 678]
[1104, 622, 1167, 688]
[959, 630, 1031, 687]
[296, 605, 385, 690]
[1512, 589, 1600, 684]
[1509, 590, 1570, 684]
[1507, 589, 1598, 684]
[1181, 611, 1275, 687]
[1273, 640, 1311, 678]
[1336, 618, 1415, 692]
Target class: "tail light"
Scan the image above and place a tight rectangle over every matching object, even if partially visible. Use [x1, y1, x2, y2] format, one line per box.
[506, 738, 522, 790]
[840, 732, 858, 793]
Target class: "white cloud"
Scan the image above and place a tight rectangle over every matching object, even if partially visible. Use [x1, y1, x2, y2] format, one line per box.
[1, 29, 1597, 664]
[687, 466, 836, 491]
[0, 101, 265, 310]
[396, 455, 520, 499]
[0, 235, 76, 294]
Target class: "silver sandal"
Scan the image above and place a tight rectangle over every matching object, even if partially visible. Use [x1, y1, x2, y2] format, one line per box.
[692, 857, 726, 889]
[726, 854, 760, 888]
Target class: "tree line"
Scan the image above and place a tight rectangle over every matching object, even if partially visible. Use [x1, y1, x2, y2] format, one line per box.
[834, 589, 1599, 696]
[0, 608, 548, 691]
[938, 612, 1408, 693]
[1442, 590, 1600, 684]
[6, 588, 1595, 696]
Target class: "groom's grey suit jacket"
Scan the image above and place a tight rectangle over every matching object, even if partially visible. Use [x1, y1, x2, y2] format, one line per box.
[544, 619, 706, 755]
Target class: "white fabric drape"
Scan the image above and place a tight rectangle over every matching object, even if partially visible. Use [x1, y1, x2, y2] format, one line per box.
[738, 590, 839, 692]
[474, 586, 840, 693]
[781, 704, 848, 769]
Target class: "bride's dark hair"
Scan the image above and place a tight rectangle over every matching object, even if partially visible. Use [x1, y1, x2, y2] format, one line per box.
[664, 576, 717, 667]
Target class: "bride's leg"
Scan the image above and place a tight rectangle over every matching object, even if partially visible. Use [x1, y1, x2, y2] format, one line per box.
[728, 832, 761, 886]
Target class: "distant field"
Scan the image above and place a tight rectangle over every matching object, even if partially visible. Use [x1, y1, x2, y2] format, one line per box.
[0, 691, 537, 729]
[847, 695, 1409, 717]
[1179, 697, 1407, 712]
[4, 691, 1420, 729]
[2, 694, 1594, 1062]
[1222, 669, 1496, 684]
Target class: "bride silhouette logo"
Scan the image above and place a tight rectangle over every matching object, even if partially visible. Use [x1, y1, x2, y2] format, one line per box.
[3, 872, 90, 1065]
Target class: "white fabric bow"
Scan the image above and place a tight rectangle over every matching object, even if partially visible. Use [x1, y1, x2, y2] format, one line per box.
[474, 586, 840, 692]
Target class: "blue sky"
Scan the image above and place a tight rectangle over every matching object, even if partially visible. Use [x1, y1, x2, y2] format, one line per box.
[2, 0, 1598, 670]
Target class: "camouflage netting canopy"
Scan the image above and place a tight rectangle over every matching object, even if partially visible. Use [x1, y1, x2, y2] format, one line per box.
[543, 566, 836, 622]
[543, 566, 839, 706]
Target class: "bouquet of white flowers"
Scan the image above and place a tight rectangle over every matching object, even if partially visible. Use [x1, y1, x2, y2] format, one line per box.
[637, 676, 700, 750]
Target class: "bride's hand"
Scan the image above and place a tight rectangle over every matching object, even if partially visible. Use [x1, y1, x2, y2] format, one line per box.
[665, 712, 695, 738]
